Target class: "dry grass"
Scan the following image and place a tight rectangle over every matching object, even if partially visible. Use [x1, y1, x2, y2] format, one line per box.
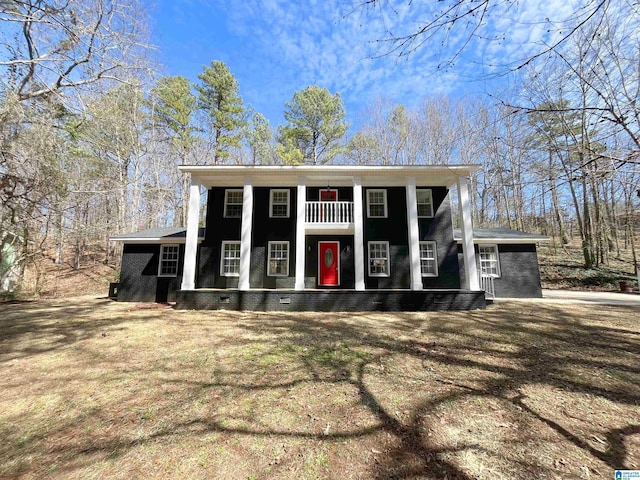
[1, 297, 639, 479]
[539, 241, 638, 291]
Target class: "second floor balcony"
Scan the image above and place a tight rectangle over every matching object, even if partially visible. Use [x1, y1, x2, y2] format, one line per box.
[305, 201, 354, 231]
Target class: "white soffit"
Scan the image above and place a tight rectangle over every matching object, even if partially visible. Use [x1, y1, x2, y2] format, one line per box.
[177, 165, 481, 189]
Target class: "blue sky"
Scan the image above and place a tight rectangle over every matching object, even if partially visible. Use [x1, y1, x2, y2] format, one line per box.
[149, 0, 583, 130]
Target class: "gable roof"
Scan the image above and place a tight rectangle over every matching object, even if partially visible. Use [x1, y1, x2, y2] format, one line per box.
[110, 227, 204, 243]
[453, 228, 549, 244]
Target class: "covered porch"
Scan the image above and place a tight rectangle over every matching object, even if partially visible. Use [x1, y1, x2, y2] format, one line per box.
[177, 165, 483, 299]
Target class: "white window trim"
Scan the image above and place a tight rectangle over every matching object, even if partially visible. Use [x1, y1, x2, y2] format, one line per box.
[269, 189, 290, 218]
[478, 244, 501, 278]
[419, 241, 438, 277]
[368, 241, 390, 277]
[366, 189, 388, 218]
[220, 241, 241, 277]
[267, 240, 290, 277]
[224, 189, 243, 218]
[417, 189, 434, 218]
[158, 244, 179, 277]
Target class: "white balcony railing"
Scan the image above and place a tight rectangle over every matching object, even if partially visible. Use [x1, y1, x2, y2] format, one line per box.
[479, 274, 495, 299]
[305, 201, 354, 224]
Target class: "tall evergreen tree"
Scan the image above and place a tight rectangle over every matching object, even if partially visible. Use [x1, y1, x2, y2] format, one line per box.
[151, 76, 197, 161]
[278, 85, 348, 165]
[195, 61, 246, 164]
[245, 112, 273, 165]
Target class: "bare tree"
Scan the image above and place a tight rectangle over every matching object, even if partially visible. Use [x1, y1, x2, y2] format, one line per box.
[0, 0, 150, 101]
[0, 0, 152, 291]
[354, 0, 609, 71]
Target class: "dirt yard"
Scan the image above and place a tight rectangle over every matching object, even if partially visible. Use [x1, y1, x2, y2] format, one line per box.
[1, 297, 638, 479]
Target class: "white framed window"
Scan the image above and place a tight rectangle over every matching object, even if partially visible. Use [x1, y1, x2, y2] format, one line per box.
[268, 241, 289, 276]
[368, 241, 390, 277]
[420, 241, 438, 276]
[220, 241, 241, 276]
[158, 244, 179, 277]
[269, 189, 290, 218]
[478, 244, 500, 277]
[367, 189, 388, 218]
[224, 189, 243, 218]
[417, 189, 434, 218]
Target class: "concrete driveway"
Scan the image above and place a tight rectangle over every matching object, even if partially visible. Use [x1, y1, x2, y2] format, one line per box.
[495, 289, 640, 307]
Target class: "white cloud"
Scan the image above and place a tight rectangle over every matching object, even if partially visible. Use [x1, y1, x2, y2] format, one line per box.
[192, 0, 611, 128]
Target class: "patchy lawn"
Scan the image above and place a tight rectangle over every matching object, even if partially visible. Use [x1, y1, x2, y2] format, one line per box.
[1, 297, 638, 479]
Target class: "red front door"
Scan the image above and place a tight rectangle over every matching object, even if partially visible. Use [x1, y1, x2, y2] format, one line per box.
[319, 241, 340, 286]
[320, 189, 337, 202]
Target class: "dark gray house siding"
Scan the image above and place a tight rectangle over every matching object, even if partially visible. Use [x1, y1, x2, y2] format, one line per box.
[418, 188, 460, 289]
[250, 187, 297, 289]
[199, 186, 299, 289]
[118, 243, 184, 302]
[363, 187, 410, 289]
[457, 243, 543, 298]
[199, 187, 242, 289]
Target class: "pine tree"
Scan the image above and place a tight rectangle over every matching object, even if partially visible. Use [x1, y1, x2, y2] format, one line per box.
[278, 86, 347, 165]
[196, 61, 246, 164]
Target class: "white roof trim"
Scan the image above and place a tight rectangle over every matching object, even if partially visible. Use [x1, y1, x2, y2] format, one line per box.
[178, 164, 482, 189]
[454, 237, 547, 244]
[109, 237, 204, 244]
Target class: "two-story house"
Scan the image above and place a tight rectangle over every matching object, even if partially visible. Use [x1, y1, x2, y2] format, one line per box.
[111, 165, 547, 310]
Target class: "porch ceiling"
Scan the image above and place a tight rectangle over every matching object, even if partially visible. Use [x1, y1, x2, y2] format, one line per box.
[177, 165, 481, 189]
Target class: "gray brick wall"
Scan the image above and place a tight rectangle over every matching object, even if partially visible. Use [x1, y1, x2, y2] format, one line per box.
[176, 289, 486, 311]
[458, 243, 543, 298]
[118, 244, 182, 302]
[418, 189, 460, 288]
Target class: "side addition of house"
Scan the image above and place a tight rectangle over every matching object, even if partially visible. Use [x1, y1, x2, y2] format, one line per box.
[111, 165, 547, 310]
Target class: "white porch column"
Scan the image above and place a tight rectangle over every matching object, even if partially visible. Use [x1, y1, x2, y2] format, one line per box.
[295, 177, 306, 291]
[238, 177, 253, 291]
[406, 177, 423, 290]
[181, 177, 201, 291]
[353, 177, 366, 291]
[457, 176, 480, 290]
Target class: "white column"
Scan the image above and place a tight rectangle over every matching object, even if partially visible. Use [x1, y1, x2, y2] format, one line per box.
[406, 177, 423, 290]
[238, 177, 253, 291]
[458, 176, 480, 290]
[295, 178, 306, 290]
[181, 176, 201, 290]
[353, 177, 365, 291]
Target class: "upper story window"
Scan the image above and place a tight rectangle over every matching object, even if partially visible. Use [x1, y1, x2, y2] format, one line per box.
[158, 244, 179, 277]
[224, 189, 243, 218]
[420, 241, 438, 276]
[270, 189, 290, 218]
[417, 189, 434, 218]
[368, 241, 390, 277]
[366, 189, 387, 218]
[478, 244, 500, 277]
[220, 241, 241, 277]
[268, 241, 289, 276]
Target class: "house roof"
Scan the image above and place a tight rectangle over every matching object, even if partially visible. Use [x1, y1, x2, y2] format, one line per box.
[177, 164, 482, 189]
[453, 228, 549, 244]
[110, 227, 204, 243]
[112, 226, 547, 245]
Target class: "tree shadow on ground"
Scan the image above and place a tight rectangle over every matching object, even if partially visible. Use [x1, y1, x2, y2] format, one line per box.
[1, 300, 639, 479]
[0, 297, 155, 362]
